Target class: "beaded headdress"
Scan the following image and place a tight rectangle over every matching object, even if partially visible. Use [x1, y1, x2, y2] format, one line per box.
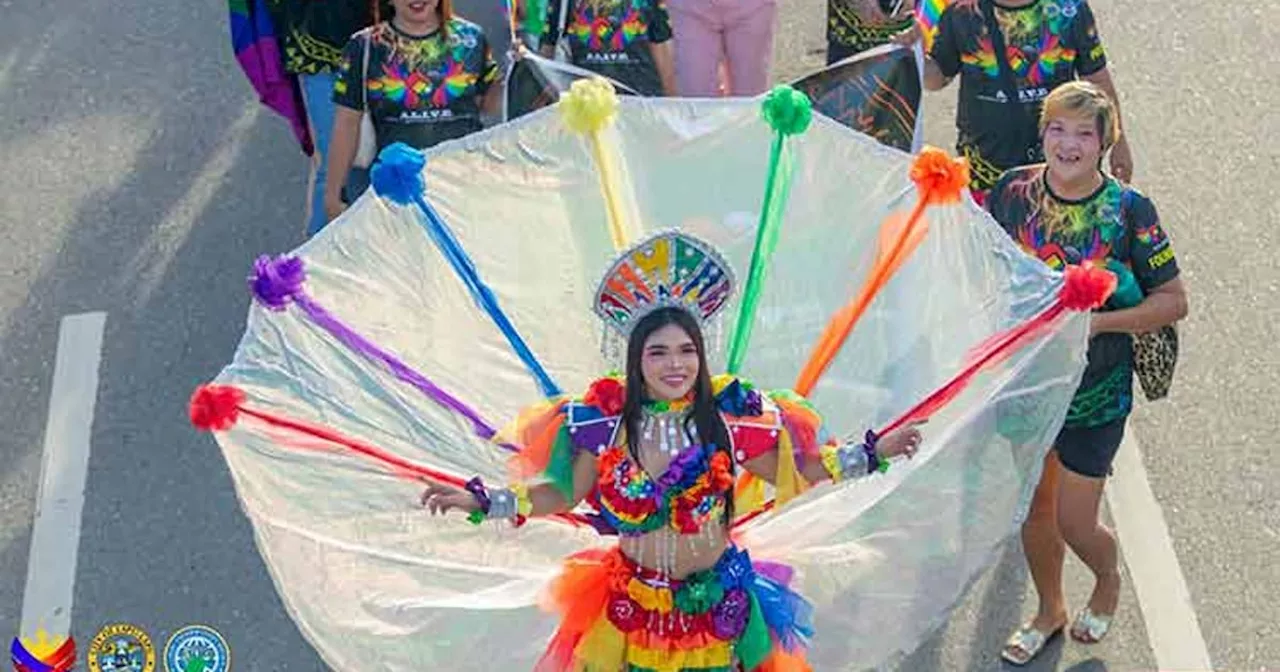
[593, 230, 737, 339]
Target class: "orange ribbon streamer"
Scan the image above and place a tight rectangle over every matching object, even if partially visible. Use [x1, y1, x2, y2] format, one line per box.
[793, 147, 969, 396]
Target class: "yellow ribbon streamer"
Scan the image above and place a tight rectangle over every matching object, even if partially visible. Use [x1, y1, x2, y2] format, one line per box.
[560, 77, 636, 251]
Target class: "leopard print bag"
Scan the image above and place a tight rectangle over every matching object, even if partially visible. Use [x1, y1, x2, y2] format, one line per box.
[1133, 325, 1177, 401]
[1122, 189, 1179, 401]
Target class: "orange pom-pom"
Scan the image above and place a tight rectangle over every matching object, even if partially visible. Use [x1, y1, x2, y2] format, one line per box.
[189, 384, 245, 431]
[1059, 262, 1117, 311]
[910, 146, 971, 205]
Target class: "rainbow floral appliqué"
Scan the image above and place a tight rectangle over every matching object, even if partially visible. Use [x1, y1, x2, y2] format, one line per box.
[595, 442, 733, 535]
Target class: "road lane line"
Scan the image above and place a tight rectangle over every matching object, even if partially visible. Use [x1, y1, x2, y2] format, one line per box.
[18, 312, 106, 642]
[1107, 428, 1213, 671]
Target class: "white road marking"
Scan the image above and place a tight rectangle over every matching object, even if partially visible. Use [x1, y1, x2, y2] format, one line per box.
[18, 312, 106, 641]
[1107, 428, 1213, 671]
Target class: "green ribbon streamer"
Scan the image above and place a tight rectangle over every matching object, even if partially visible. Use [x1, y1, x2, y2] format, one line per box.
[735, 592, 773, 670]
[726, 86, 811, 374]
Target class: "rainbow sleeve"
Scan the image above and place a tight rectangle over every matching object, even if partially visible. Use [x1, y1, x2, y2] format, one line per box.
[916, 0, 950, 52]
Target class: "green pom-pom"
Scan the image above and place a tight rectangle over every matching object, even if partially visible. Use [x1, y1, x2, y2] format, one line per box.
[467, 510, 485, 525]
[761, 85, 813, 136]
[877, 457, 890, 474]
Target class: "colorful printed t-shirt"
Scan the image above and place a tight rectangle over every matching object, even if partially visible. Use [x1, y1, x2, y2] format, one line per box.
[930, 0, 1108, 191]
[986, 166, 1180, 427]
[269, 0, 381, 74]
[542, 0, 673, 96]
[333, 20, 499, 151]
[828, 0, 915, 56]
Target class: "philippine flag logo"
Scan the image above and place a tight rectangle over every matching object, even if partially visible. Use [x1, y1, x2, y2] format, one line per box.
[10, 631, 76, 672]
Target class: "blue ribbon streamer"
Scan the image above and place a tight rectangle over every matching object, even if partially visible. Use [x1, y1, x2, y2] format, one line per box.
[409, 193, 562, 398]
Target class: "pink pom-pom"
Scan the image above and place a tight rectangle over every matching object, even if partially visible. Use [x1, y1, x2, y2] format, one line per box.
[1059, 262, 1117, 311]
[189, 384, 245, 431]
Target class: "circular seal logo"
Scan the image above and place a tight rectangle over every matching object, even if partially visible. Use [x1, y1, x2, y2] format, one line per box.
[163, 625, 230, 672]
[87, 623, 157, 672]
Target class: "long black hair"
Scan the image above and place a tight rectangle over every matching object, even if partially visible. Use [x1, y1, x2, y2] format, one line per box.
[621, 307, 735, 523]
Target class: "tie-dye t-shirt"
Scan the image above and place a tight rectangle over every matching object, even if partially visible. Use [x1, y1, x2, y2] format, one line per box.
[929, 0, 1108, 191]
[333, 20, 499, 151]
[542, 0, 673, 96]
[827, 0, 915, 57]
[987, 166, 1180, 428]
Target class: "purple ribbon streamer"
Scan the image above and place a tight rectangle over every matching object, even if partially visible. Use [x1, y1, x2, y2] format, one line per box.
[291, 292, 516, 451]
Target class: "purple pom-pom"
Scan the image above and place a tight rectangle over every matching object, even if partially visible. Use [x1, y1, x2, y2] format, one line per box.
[249, 254, 306, 310]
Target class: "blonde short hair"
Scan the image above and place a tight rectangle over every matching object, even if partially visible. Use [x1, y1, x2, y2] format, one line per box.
[1039, 81, 1120, 150]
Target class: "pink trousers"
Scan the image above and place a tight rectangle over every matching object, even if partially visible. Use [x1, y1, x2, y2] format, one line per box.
[666, 0, 778, 97]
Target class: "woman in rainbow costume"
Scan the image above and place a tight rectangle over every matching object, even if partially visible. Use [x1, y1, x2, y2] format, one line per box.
[421, 229, 924, 671]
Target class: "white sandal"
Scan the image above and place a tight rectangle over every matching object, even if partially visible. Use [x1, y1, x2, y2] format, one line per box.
[1001, 624, 1062, 666]
[1070, 607, 1113, 644]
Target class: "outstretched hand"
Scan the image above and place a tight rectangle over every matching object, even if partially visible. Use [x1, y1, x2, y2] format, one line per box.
[421, 482, 480, 516]
[877, 420, 925, 460]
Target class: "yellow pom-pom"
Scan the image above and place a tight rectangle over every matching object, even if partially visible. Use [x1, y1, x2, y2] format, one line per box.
[560, 77, 619, 134]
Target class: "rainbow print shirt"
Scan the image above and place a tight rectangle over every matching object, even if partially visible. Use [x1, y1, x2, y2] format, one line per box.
[333, 19, 499, 151]
[986, 166, 1180, 427]
[929, 0, 1109, 190]
[542, 0, 673, 96]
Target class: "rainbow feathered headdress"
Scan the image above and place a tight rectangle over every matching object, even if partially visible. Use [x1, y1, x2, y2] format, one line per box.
[592, 230, 736, 338]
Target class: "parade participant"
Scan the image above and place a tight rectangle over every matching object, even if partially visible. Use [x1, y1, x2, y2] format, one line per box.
[323, 0, 502, 224]
[421, 229, 924, 670]
[664, 0, 775, 97]
[985, 81, 1187, 665]
[539, 0, 678, 96]
[920, 0, 1133, 204]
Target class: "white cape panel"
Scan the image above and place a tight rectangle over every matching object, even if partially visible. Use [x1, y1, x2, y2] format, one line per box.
[209, 96, 1086, 670]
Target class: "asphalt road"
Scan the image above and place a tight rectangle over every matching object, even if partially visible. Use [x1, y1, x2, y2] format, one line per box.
[1, 0, 1275, 670]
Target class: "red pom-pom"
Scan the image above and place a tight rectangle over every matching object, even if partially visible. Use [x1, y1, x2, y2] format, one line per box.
[1059, 262, 1117, 311]
[583, 377, 626, 416]
[189, 384, 245, 431]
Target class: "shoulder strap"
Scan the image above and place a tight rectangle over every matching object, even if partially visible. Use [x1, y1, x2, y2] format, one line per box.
[979, 1, 1039, 157]
[362, 28, 373, 111]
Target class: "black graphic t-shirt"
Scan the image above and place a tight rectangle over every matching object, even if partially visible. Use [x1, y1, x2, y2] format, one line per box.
[269, 0, 383, 74]
[930, 0, 1108, 191]
[333, 20, 499, 151]
[542, 0, 673, 96]
[828, 0, 915, 55]
[987, 166, 1180, 428]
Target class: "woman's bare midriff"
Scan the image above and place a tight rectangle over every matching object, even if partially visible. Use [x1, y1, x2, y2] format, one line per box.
[619, 524, 731, 579]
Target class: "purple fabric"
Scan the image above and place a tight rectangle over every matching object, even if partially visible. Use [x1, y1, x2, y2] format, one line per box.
[568, 421, 615, 455]
[752, 559, 795, 587]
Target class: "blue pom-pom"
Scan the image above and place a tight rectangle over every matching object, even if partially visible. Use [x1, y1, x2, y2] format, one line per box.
[370, 142, 426, 205]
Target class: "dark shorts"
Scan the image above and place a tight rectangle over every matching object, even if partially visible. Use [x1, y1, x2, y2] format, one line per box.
[1054, 420, 1125, 478]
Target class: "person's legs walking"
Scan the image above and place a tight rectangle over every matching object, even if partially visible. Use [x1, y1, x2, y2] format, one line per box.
[667, 0, 725, 97]
[1003, 450, 1069, 664]
[1055, 421, 1125, 643]
[721, 0, 776, 96]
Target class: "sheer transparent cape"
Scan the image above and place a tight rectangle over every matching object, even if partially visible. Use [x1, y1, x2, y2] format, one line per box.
[211, 96, 1087, 670]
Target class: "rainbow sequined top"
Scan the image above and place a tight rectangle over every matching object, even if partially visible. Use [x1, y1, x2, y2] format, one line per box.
[506, 374, 841, 536]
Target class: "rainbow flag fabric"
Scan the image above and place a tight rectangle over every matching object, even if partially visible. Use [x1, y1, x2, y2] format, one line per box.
[229, 0, 314, 155]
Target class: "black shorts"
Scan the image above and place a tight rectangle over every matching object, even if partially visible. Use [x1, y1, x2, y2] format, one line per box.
[1054, 420, 1125, 478]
